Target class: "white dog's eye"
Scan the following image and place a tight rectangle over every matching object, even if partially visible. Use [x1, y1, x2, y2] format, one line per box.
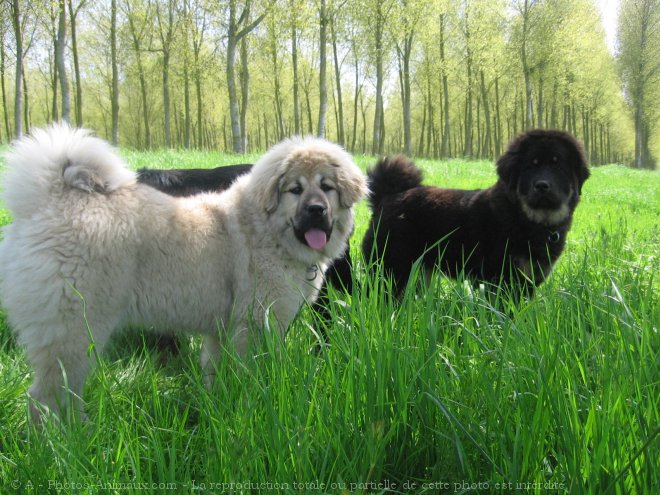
[289, 185, 303, 195]
[320, 183, 334, 192]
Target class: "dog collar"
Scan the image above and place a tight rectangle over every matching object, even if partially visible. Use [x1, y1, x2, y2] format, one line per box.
[306, 264, 319, 281]
[546, 229, 561, 243]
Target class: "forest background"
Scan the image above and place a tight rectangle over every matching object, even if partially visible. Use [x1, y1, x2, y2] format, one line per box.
[1, 0, 658, 168]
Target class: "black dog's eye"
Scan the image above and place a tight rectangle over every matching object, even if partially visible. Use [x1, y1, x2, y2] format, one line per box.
[532, 158, 539, 165]
[289, 184, 303, 195]
[552, 156, 558, 163]
[320, 183, 334, 192]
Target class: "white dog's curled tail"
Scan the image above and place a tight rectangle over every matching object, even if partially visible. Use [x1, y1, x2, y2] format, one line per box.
[2, 123, 135, 219]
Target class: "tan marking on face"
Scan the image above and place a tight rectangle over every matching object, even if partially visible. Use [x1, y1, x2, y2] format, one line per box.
[521, 201, 570, 226]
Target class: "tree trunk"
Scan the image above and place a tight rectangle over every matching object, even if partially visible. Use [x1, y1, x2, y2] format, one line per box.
[11, 0, 23, 137]
[110, 0, 119, 145]
[439, 13, 450, 158]
[479, 70, 491, 158]
[226, 0, 265, 152]
[371, 1, 386, 155]
[417, 93, 426, 156]
[494, 77, 502, 156]
[0, 21, 10, 140]
[51, 53, 58, 122]
[372, 47, 384, 154]
[269, 22, 285, 140]
[537, 76, 544, 128]
[156, 0, 174, 147]
[350, 41, 360, 152]
[634, 105, 643, 168]
[426, 80, 433, 157]
[360, 92, 367, 154]
[22, 61, 30, 133]
[68, 0, 83, 126]
[305, 83, 313, 134]
[521, 0, 533, 129]
[183, 62, 191, 148]
[182, 0, 191, 149]
[163, 49, 171, 147]
[550, 79, 558, 129]
[317, 0, 328, 138]
[138, 61, 150, 148]
[463, 52, 473, 157]
[330, 18, 344, 145]
[56, 0, 70, 123]
[195, 70, 203, 148]
[239, 36, 249, 151]
[136, 60, 149, 147]
[397, 31, 413, 156]
[190, 2, 208, 149]
[226, 28, 241, 152]
[291, 13, 300, 135]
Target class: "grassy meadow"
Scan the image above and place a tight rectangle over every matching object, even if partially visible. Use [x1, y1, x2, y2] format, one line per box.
[0, 149, 658, 494]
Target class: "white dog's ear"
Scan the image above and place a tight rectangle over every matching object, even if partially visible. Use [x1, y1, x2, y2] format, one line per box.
[63, 165, 108, 193]
[335, 165, 368, 209]
[258, 172, 285, 213]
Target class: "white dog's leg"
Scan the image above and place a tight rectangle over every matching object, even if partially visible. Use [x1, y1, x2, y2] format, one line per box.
[200, 334, 221, 388]
[26, 342, 89, 422]
[24, 323, 111, 422]
[199, 326, 250, 388]
[230, 326, 249, 356]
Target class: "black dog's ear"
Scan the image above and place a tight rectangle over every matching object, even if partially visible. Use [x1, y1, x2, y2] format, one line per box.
[571, 141, 590, 195]
[496, 143, 521, 190]
[554, 130, 590, 195]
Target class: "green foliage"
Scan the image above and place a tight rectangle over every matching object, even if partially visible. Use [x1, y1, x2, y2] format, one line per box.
[0, 152, 657, 493]
[0, 0, 640, 164]
[617, 0, 660, 168]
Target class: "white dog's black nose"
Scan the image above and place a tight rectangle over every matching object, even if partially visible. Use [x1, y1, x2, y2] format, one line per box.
[534, 180, 550, 193]
[306, 203, 327, 216]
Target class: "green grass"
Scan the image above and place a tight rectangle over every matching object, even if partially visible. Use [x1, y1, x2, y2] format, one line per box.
[0, 151, 657, 494]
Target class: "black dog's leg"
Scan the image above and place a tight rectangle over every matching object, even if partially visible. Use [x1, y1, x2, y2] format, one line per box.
[311, 245, 352, 344]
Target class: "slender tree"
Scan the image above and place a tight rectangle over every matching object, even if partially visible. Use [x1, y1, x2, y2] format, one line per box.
[330, 15, 345, 145]
[0, 15, 11, 139]
[188, 0, 209, 148]
[239, 35, 249, 150]
[124, 0, 153, 148]
[68, 0, 87, 126]
[110, 0, 119, 144]
[317, 0, 328, 138]
[225, 0, 266, 153]
[55, 0, 71, 123]
[618, 0, 659, 168]
[155, 0, 176, 147]
[10, 0, 23, 137]
[439, 11, 451, 157]
[290, 0, 303, 136]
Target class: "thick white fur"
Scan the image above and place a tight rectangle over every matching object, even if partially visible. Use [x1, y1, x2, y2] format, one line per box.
[0, 124, 366, 419]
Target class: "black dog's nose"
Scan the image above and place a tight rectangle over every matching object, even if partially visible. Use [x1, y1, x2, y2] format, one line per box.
[534, 180, 550, 193]
[306, 203, 327, 216]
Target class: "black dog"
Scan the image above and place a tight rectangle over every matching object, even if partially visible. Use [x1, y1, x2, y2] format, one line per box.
[137, 164, 253, 197]
[137, 164, 354, 334]
[362, 129, 590, 296]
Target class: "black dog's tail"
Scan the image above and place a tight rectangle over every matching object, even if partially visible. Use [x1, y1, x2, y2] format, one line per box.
[368, 155, 423, 209]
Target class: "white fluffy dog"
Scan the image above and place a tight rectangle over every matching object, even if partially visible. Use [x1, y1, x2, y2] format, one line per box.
[0, 124, 366, 420]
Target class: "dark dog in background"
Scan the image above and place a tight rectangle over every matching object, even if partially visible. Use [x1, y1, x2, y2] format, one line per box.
[362, 129, 590, 296]
[137, 164, 354, 349]
[137, 164, 253, 197]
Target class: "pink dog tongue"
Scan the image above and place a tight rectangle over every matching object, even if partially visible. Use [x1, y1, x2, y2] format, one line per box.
[304, 229, 328, 250]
